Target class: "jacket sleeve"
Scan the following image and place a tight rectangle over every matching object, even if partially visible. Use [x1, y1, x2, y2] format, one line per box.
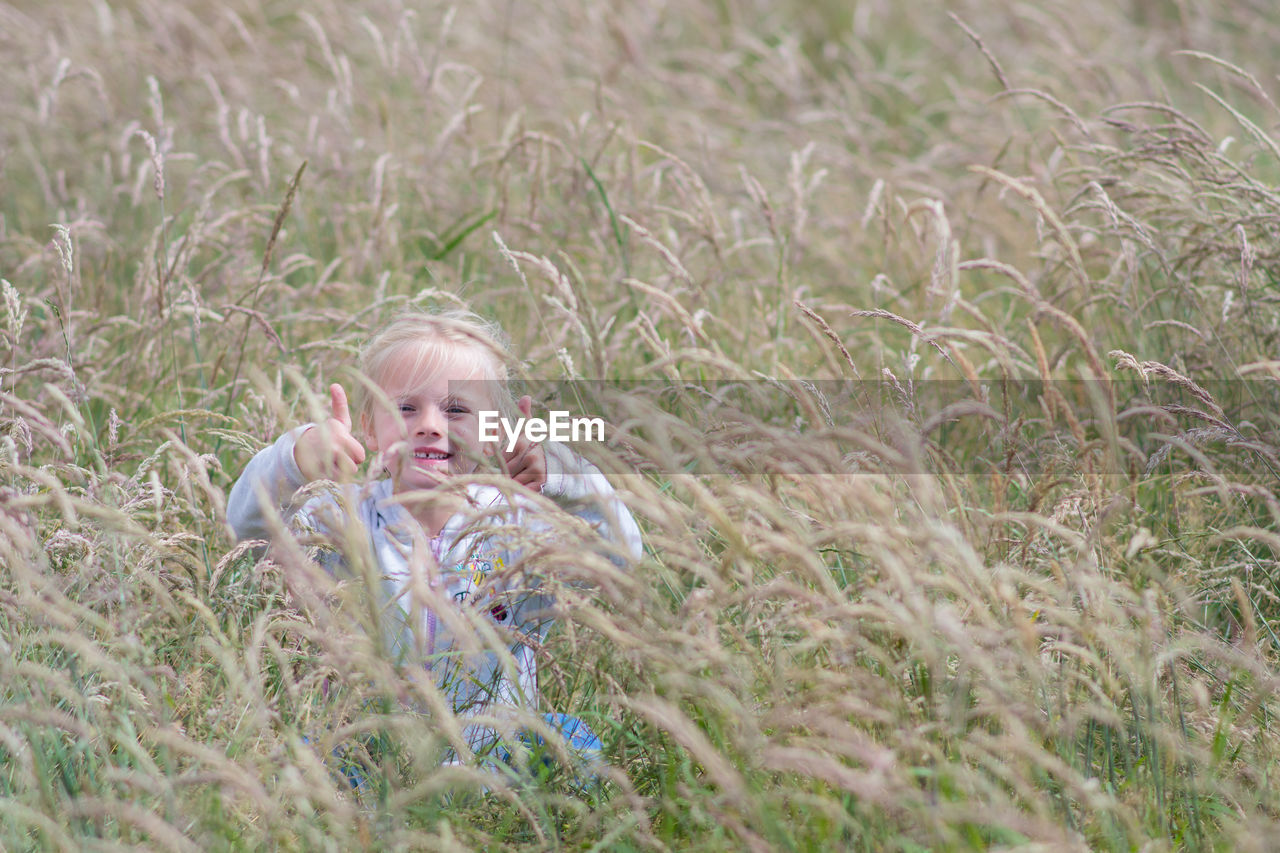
[540, 441, 643, 561]
[226, 426, 312, 541]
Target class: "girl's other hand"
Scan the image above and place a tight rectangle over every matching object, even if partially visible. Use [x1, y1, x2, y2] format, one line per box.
[502, 395, 547, 491]
[294, 383, 367, 481]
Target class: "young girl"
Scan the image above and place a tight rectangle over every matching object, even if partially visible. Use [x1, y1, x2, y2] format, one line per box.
[227, 310, 642, 764]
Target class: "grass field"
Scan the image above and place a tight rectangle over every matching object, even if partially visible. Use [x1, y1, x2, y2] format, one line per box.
[5, 0, 1280, 849]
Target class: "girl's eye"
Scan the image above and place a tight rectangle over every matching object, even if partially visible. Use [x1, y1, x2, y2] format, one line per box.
[447, 405, 470, 416]
[399, 404, 415, 414]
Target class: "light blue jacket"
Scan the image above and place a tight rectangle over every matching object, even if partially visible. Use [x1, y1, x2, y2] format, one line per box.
[227, 427, 642, 717]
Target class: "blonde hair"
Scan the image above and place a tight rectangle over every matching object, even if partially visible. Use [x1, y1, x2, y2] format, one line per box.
[354, 309, 517, 428]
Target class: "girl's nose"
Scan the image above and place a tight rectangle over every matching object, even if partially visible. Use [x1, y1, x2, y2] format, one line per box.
[412, 406, 445, 437]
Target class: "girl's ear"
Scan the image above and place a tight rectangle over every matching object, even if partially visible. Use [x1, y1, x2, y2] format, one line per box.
[361, 413, 378, 452]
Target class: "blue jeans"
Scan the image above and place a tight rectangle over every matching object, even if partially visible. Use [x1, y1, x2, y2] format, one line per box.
[313, 713, 605, 791]
[498, 712, 604, 777]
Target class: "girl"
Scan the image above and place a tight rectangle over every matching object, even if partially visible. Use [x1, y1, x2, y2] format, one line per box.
[227, 310, 642, 765]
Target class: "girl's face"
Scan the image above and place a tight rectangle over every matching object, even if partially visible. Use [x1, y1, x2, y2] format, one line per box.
[363, 346, 497, 492]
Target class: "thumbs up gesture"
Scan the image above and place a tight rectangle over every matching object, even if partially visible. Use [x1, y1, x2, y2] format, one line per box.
[502, 395, 548, 491]
[293, 384, 367, 481]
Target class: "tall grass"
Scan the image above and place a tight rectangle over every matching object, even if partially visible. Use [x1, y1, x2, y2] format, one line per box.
[4, 0, 1280, 848]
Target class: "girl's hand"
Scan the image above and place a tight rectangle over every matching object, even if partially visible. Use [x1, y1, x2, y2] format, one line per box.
[502, 395, 547, 491]
[294, 384, 367, 481]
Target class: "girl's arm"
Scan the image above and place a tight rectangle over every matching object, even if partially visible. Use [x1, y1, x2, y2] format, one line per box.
[228, 385, 366, 542]
[226, 426, 313, 541]
[541, 441, 643, 561]
[497, 397, 640, 559]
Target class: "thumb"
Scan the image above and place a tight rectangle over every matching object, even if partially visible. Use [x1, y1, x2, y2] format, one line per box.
[501, 395, 535, 466]
[329, 383, 352, 429]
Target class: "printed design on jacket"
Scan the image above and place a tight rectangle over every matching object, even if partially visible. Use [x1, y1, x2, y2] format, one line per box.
[449, 553, 511, 622]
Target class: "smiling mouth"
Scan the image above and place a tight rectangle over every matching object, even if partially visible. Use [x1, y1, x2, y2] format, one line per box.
[412, 449, 451, 462]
